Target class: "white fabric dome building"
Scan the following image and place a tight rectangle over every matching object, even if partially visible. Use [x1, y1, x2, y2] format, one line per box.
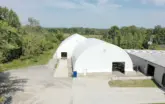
[72, 38, 133, 74]
[53, 34, 87, 59]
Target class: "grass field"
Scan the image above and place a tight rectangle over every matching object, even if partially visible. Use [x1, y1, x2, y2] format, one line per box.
[0, 48, 57, 72]
[109, 79, 158, 87]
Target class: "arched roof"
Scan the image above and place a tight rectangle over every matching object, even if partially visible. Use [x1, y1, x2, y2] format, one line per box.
[59, 33, 86, 46]
[72, 38, 129, 61]
[72, 38, 105, 61]
[53, 33, 86, 59]
[72, 38, 133, 73]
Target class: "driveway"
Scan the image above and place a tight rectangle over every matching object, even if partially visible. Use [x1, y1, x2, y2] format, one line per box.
[0, 65, 165, 104]
[73, 78, 165, 104]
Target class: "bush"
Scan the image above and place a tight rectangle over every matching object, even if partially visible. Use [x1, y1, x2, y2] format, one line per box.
[44, 41, 54, 50]
[2, 48, 22, 63]
[22, 34, 45, 57]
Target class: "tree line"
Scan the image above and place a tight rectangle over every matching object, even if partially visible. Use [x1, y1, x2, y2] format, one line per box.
[104, 25, 165, 49]
[46, 27, 108, 36]
[0, 6, 64, 64]
[48, 25, 165, 49]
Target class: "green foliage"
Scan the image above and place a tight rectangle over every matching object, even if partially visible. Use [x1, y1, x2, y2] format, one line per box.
[54, 26, 165, 50]
[0, 6, 63, 71]
[104, 25, 157, 49]
[0, 6, 20, 28]
[22, 34, 43, 57]
[45, 27, 108, 36]
[1, 48, 57, 71]
[28, 17, 40, 27]
[0, 20, 22, 63]
[56, 31, 64, 41]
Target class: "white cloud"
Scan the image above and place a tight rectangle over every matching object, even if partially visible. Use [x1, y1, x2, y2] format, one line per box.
[0, 0, 121, 10]
[47, 1, 79, 9]
[141, 0, 165, 5]
[0, 0, 123, 27]
[98, 0, 109, 5]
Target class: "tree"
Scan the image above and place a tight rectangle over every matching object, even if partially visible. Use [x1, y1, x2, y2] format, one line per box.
[0, 21, 21, 62]
[28, 17, 40, 27]
[0, 6, 64, 65]
[0, 6, 21, 28]
[108, 26, 120, 44]
[8, 9, 21, 28]
[0, 6, 9, 21]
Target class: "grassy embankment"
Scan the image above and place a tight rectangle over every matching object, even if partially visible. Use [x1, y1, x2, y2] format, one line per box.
[109, 79, 158, 87]
[0, 48, 57, 72]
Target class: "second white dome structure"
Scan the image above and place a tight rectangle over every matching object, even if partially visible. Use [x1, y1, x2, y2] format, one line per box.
[72, 38, 133, 74]
[53, 33, 87, 59]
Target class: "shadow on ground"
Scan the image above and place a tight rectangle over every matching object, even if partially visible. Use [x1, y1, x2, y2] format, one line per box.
[152, 79, 165, 94]
[0, 72, 27, 104]
[151, 79, 161, 88]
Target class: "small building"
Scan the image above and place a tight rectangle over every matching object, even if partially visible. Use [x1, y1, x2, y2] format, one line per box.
[53, 33, 87, 59]
[72, 38, 133, 74]
[126, 50, 165, 87]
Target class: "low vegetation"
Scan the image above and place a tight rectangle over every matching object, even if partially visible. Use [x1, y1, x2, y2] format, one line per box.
[0, 48, 57, 71]
[109, 79, 158, 87]
[0, 6, 63, 72]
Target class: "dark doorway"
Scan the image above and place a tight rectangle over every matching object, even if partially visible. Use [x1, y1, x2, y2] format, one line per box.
[162, 73, 165, 87]
[61, 52, 67, 58]
[147, 64, 155, 76]
[112, 62, 125, 73]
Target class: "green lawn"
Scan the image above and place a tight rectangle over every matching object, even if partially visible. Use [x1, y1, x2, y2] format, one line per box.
[109, 79, 158, 87]
[0, 48, 56, 72]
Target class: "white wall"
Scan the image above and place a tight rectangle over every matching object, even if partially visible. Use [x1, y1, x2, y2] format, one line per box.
[128, 53, 165, 87]
[150, 63, 165, 87]
[128, 54, 148, 74]
[53, 34, 86, 59]
[55, 40, 79, 59]
[73, 43, 133, 73]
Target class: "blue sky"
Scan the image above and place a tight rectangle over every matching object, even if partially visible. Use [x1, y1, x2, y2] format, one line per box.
[1, 0, 165, 28]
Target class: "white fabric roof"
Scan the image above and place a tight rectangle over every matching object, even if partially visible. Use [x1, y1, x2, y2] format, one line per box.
[72, 38, 133, 73]
[60, 34, 85, 45]
[72, 38, 103, 61]
[125, 49, 165, 67]
[53, 33, 87, 59]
